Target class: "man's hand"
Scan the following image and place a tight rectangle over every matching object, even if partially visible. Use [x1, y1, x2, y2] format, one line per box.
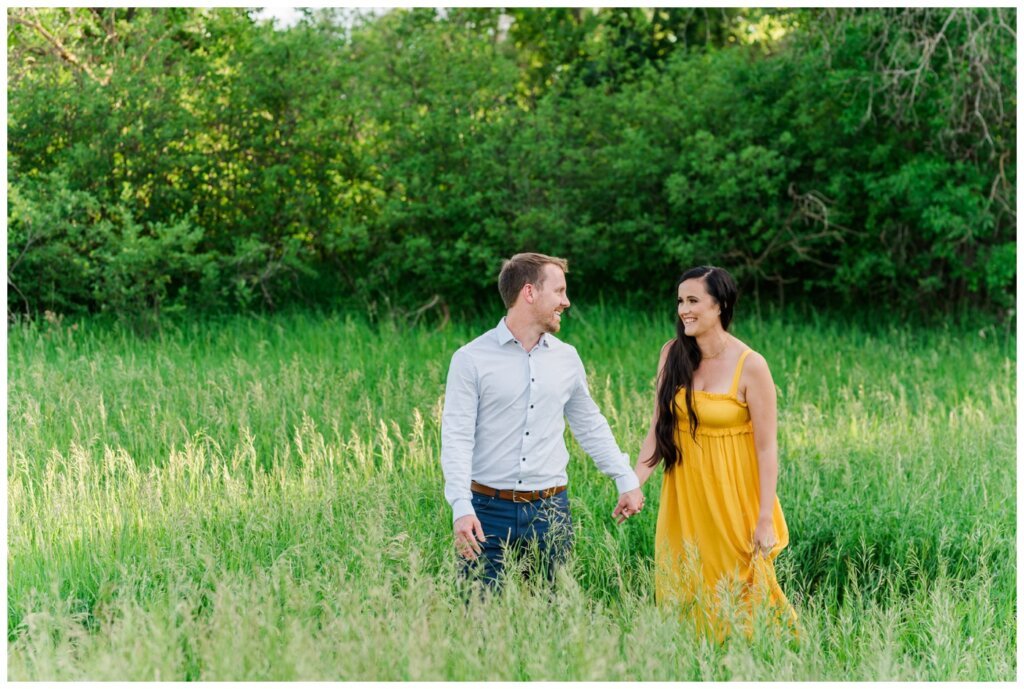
[454, 514, 486, 559]
[612, 487, 645, 525]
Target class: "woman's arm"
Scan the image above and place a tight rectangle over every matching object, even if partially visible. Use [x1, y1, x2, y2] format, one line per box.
[744, 351, 780, 554]
[634, 339, 673, 488]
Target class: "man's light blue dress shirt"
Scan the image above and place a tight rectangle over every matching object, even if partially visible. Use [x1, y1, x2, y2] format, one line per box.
[441, 318, 640, 522]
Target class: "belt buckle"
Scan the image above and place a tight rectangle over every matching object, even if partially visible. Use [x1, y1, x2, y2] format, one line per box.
[512, 490, 532, 503]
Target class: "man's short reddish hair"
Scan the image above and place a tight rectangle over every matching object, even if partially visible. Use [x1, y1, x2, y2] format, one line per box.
[498, 253, 569, 309]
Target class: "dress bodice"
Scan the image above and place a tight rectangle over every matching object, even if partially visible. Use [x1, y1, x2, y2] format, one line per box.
[674, 349, 753, 435]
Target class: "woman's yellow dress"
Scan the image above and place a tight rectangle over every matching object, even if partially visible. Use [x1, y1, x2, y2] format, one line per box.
[654, 349, 796, 636]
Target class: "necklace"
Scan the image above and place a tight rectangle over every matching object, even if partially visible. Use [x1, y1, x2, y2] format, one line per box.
[701, 337, 729, 360]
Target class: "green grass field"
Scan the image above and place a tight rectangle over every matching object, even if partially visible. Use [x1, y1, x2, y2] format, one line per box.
[7, 306, 1016, 680]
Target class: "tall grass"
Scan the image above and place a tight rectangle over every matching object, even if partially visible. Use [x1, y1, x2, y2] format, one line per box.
[7, 306, 1016, 680]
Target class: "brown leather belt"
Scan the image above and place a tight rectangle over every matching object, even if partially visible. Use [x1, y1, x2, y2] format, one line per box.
[471, 480, 567, 503]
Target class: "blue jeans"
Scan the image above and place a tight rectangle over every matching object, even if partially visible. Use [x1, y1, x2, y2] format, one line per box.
[460, 489, 574, 586]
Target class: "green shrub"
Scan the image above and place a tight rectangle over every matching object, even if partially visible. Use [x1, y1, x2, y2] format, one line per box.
[7, 8, 1015, 321]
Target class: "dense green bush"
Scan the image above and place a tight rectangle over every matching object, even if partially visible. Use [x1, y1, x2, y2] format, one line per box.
[7, 8, 1015, 322]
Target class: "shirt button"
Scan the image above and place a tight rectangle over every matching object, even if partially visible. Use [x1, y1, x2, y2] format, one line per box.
[530, 404, 534, 409]
[522, 457, 526, 461]
[531, 377, 535, 382]
[525, 431, 530, 435]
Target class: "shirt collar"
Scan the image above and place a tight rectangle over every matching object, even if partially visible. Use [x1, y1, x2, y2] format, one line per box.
[495, 317, 551, 348]
[495, 317, 517, 345]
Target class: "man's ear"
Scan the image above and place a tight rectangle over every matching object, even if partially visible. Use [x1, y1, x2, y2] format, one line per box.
[521, 283, 535, 304]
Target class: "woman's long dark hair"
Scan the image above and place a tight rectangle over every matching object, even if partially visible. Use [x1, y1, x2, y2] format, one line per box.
[645, 266, 738, 472]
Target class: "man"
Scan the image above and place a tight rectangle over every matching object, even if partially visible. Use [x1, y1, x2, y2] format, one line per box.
[440, 252, 645, 585]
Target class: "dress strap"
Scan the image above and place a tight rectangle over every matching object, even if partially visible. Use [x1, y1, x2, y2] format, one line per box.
[728, 350, 753, 397]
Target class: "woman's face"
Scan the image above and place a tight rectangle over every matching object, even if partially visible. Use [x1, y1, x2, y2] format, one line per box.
[678, 278, 722, 337]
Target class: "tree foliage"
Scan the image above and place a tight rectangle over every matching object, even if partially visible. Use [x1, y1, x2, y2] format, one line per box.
[7, 7, 1016, 322]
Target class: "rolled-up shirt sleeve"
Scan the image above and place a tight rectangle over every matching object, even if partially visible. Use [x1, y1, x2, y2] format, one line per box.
[440, 348, 479, 521]
[564, 352, 640, 494]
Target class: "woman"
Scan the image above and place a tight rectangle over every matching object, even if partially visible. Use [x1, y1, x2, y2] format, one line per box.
[626, 265, 795, 636]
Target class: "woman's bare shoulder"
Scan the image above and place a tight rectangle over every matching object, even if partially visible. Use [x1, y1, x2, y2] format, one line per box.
[740, 348, 772, 379]
[655, 338, 675, 372]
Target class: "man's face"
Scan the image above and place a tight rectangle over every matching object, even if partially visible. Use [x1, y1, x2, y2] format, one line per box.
[532, 264, 571, 333]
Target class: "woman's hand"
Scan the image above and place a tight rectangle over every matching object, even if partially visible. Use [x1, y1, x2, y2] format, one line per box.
[752, 516, 777, 557]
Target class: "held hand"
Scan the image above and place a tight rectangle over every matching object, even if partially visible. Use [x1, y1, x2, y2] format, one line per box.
[752, 517, 777, 557]
[612, 487, 645, 525]
[454, 515, 486, 560]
